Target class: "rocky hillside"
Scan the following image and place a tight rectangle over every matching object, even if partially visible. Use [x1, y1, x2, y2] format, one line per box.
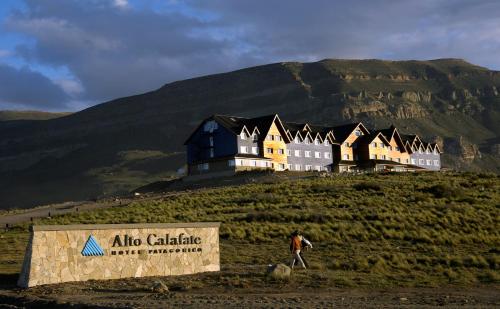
[0, 58, 499, 208]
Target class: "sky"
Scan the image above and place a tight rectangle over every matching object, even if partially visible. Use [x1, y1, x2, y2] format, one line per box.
[0, 0, 499, 112]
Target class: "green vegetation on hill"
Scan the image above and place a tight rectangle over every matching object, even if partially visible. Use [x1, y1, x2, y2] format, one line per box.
[0, 110, 71, 121]
[1, 58, 500, 209]
[1, 172, 498, 287]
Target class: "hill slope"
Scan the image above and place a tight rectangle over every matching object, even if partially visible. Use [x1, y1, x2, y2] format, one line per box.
[1, 58, 500, 208]
[0, 110, 71, 121]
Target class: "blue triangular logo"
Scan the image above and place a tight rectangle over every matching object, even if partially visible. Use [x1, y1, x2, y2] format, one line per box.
[81, 235, 104, 256]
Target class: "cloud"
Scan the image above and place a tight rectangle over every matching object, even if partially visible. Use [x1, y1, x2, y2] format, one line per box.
[0, 63, 69, 110]
[2, 0, 500, 111]
[0, 50, 11, 58]
[113, 0, 128, 9]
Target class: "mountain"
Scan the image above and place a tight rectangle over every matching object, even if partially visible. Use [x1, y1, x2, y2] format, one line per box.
[1, 58, 499, 209]
[0, 110, 71, 121]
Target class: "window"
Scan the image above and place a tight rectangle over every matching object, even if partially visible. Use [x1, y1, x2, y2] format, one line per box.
[287, 164, 292, 170]
[344, 142, 350, 147]
[381, 144, 385, 149]
[278, 148, 284, 155]
[411, 158, 416, 164]
[294, 136, 300, 144]
[278, 163, 285, 170]
[354, 130, 362, 136]
[371, 142, 377, 148]
[252, 147, 259, 155]
[252, 160, 257, 167]
[396, 146, 400, 151]
[304, 138, 310, 145]
[434, 160, 439, 166]
[275, 135, 282, 141]
[406, 159, 409, 164]
[210, 148, 214, 158]
[343, 154, 349, 160]
[381, 155, 386, 160]
[324, 152, 331, 159]
[324, 140, 330, 146]
[315, 165, 321, 171]
[419, 159, 424, 165]
[295, 164, 301, 171]
[228, 160, 235, 167]
[314, 139, 320, 145]
[389, 146, 393, 151]
[266, 135, 273, 141]
[240, 132, 247, 140]
[286, 149, 292, 156]
[434, 149, 438, 154]
[236, 159, 242, 166]
[240, 146, 248, 153]
[197, 163, 209, 171]
[370, 154, 376, 159]
[294, 150, 301, 157]
[252, 134, 259, 142]
[305, 151, 311, 158]
[305, 165, 312, 171]
[426, 159, 431, 165]
[315, 151, 321, 158]
[396, 158, 401, 163]
[209, 136, 214, 147]
[419, 149, 423, 154]
[266, 148, 273, 154]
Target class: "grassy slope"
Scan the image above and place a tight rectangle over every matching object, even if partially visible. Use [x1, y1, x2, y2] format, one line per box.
[0, 110, 71, 121]
[1, 172, 499, 287]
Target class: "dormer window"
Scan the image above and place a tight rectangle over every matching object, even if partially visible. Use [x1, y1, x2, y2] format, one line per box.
[294, 136, 300, 144]
[434, 149, 438, 154]
[240, 132, 247, 140]
[252, 133, 259, 142]
[304, 138, 310, 145]
[354, 130, 362, 136]
[324, 140, 329, 146]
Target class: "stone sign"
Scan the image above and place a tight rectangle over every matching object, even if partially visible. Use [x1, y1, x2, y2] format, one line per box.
[18, 222, 220, 287]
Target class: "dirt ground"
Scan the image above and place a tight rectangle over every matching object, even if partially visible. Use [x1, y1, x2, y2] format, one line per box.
[0, 266, 498, 308]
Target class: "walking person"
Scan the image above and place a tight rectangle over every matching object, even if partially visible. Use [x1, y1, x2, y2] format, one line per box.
[289, 230, 306, 269]
[295, 233, 313, 268]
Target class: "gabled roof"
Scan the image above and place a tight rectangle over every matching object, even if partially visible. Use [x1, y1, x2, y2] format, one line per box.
[375, 125, 407, 152]
[283, 121, 338, 144]
[331, 122, 370, 142]
[355, 131, 391, 146]
[185, 114, 291, 145]
[431, 143, 443, 154]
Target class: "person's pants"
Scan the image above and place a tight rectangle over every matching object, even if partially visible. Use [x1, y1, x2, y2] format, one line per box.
[293, 251, 309, 268]
[290, 250, 306, 269]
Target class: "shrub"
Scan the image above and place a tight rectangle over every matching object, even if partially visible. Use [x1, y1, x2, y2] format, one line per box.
[353, 182, 382, 191]
[421, 184, 462, 199]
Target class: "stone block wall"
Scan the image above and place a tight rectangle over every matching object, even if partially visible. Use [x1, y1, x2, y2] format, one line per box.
[18, 222, 220, 288]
